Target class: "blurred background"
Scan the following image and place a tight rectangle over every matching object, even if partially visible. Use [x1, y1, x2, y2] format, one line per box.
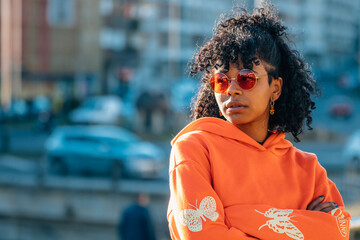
[0, 0, 359, 239]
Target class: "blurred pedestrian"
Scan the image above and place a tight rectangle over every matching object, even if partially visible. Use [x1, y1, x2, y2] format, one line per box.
[52, 92, 64, 118]
[0, 117, 9, 153]
[151, 92, 170, 134]
[136, 90, 153, 132]
[119, 193, 156, 240]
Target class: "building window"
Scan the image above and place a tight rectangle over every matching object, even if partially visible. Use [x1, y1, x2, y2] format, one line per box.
[47, 0, 76, 27]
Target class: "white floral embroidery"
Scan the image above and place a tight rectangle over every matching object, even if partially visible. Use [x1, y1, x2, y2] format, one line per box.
[178, 196, 219, 232]
[255, 208, 304, 240]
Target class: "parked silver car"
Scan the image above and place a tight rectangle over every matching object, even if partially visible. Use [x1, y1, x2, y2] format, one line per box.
[45, 125, 166, 179]
[342, 129, 360, 172]
[69, 95, 125, 125]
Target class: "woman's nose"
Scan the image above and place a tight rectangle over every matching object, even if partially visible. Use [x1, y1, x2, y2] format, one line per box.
[226, 78, 243, 96]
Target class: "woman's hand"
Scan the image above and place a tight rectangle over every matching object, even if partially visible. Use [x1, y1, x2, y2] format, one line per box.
[307, 195, 338, 213]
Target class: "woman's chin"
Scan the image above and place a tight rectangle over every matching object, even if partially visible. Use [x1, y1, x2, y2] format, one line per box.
[224, 114, 250, 126]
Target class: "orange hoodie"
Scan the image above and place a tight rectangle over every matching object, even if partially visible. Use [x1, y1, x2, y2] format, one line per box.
[167, 117, 351, 240]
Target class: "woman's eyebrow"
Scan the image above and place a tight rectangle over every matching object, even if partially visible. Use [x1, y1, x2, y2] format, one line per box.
[219, 68, 229, 73]
[241, 68, 259, 74]
[218, 68, 259, 74]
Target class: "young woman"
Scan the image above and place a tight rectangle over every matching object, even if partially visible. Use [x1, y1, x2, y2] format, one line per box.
[167, 3, 351, 240]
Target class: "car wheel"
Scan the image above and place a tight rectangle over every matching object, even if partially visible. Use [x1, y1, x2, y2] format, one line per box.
[51, 157, 68, 176]
[112, 160, 122, 180]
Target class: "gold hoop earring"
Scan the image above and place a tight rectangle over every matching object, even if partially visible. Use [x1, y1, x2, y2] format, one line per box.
[219, 110, 223, 117]
[270, 99, 275, 115]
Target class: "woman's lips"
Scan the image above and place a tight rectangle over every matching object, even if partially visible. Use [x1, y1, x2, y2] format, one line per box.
[226, 105, 247, 113]
[225, 102, 247, 113]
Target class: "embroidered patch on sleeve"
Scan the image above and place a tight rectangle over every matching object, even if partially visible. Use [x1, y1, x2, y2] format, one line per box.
[178, 196, 219, 232]
[255, 208, 304, 240]
[331, 208, 350, 238]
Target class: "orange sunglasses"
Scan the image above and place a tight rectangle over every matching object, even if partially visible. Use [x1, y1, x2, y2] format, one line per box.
[210, 69, 259, 94]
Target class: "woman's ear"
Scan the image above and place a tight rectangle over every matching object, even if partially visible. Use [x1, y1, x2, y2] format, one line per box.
[272, 77, 283, 101]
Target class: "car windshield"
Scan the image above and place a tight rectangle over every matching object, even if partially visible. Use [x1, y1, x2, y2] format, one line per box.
[57, 127, 140, 144]
[82, 99, 103, 110]
[64, 135, 136, 145]
[64, 136, 102, 144]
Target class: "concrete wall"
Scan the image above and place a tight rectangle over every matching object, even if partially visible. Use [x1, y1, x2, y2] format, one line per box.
[0, 177, 170, 240]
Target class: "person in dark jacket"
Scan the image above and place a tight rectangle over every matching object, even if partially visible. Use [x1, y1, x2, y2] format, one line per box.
[119, 193, 156, 240]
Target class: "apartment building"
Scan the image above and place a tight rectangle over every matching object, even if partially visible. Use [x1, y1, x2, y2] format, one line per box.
[133, 0, 248, 90]
[0, 0, 103, 100]
[271, 0, 360, 77]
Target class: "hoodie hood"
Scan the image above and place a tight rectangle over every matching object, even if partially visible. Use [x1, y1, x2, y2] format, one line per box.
[171, 117, 292, 156]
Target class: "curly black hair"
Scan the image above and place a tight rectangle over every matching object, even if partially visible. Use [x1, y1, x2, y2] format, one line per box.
[189, 2, 319, 142]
